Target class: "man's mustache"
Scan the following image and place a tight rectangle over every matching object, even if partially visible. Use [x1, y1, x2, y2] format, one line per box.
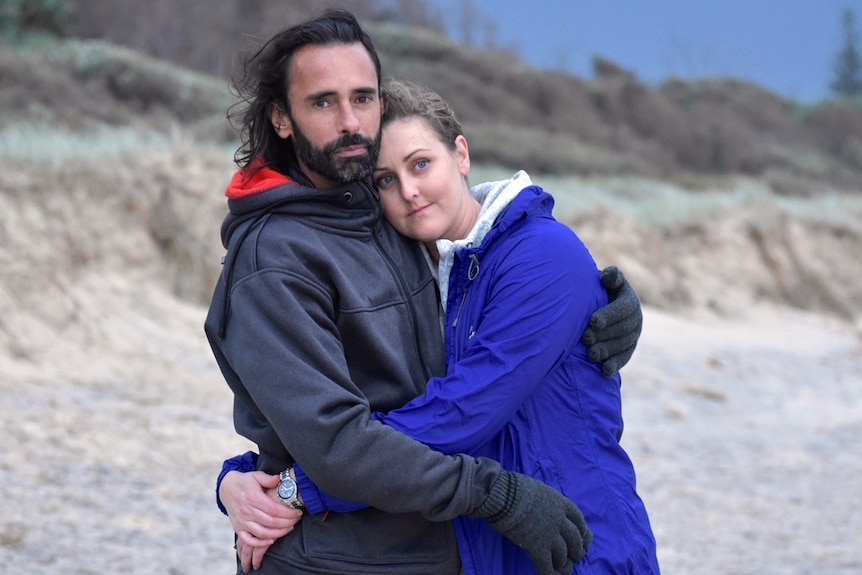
[324, 133, 375, 155]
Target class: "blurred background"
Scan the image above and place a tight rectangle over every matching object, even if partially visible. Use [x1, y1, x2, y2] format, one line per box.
[429, 0, 849, 105]
[4, 0, 861, 320]
[1, 1, 861, 574]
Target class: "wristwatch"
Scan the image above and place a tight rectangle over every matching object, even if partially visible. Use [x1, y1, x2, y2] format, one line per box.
[277, 468, 304, 509]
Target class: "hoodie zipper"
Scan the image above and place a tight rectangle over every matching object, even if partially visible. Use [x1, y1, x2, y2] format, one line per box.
[367, 187, 436, 383]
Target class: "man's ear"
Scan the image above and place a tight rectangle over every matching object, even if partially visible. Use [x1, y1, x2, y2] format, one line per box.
[270, 104, 292, 139]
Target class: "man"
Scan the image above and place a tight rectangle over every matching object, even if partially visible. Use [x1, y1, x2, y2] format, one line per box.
[205, 9, 642, 575]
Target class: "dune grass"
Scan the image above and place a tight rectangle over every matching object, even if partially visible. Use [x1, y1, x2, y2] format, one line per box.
[469, 165, 862, 228]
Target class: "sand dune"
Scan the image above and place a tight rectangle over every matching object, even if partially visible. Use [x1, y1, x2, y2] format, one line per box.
[1, 148, 861, 574]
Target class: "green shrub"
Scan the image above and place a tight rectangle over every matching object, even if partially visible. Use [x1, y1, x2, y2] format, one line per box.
[49, 40, 233, 123]
[464, 122, 648, 176]
[0, 0, 72, 42]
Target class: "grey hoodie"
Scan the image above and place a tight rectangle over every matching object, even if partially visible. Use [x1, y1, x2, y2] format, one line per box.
[204, 170, 502, 575]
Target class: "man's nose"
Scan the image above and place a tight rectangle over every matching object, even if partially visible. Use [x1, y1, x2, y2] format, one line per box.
[338, 104, 361, 133]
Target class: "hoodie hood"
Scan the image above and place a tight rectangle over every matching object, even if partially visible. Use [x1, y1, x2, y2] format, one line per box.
[219, 164, 383, 249]
[214, 165, 384, 338]
[226, 162, 298, 200]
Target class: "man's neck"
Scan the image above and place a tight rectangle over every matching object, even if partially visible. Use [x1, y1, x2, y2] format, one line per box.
[297, 162, 339, 189]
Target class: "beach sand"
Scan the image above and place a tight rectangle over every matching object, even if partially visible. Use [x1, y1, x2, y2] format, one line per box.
[1, 150, 860, 574]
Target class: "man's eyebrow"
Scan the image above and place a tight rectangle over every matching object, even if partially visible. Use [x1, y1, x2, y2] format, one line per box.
[305, 87, 378, 102]
[305, 90, 337, 102]
[354, 87, 378, 97]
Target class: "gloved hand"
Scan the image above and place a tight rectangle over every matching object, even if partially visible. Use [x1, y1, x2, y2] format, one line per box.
[583, 266, 643, 376]
[471, 471, 593, 575]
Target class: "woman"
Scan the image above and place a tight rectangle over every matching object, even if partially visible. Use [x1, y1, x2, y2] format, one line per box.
[220, 79, 659, 574]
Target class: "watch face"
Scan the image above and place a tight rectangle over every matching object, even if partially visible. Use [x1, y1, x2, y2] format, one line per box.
[278, 479, 297, 500]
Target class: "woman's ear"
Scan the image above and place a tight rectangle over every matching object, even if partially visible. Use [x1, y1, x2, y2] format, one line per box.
[270, 104, 293, 139]
[454, 134, 471, 176]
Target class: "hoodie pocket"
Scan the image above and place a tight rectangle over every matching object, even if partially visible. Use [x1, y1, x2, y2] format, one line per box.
[268, 507, 461, 574]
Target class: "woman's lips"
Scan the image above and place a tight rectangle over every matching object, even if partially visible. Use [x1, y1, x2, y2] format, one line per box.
[408, 204, 431, 217]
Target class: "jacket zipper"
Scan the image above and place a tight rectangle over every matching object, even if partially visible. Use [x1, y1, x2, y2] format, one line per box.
[452, 254, 480, 329]
[452, 289, 469, 328]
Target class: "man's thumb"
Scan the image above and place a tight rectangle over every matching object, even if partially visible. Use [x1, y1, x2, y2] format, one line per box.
[257, 471, 282, 488]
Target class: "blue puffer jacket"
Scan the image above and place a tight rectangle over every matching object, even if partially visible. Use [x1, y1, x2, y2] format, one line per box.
[296, 171, 661, 574]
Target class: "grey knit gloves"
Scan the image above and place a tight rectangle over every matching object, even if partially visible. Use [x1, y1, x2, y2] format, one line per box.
[583, 266, 643, 376]
[471, 471, 593, 575]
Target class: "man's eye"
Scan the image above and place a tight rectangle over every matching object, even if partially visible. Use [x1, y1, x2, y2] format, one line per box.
[313, 100, 331, 109]
[356, 95, 374, 104]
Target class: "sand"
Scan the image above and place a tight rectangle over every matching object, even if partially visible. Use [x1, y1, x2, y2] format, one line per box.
[1, 148, 861, 574]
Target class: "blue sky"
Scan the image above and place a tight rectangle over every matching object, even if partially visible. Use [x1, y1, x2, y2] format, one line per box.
[427, 1, 854, 103]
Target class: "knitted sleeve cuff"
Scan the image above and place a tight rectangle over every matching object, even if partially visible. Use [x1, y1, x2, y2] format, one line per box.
[470, 470, 516, 523]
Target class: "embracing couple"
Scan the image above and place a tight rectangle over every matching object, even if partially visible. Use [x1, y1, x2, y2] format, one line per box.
[204, 8, 660, 575]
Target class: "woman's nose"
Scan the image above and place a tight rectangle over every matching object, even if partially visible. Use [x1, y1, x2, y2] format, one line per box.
[400, 178, 420, 200]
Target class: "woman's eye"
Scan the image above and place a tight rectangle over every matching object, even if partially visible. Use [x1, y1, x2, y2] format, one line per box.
[415, 159, 429, 170]
[376, 175, 395, 189]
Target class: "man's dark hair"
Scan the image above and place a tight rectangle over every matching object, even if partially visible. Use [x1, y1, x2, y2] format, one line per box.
[229, 8, 382, 175]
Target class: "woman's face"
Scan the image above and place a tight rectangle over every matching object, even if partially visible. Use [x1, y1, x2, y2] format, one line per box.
[373, 117, 479, 244]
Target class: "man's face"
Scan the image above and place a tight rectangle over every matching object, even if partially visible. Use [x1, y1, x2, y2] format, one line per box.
[273, 43, 384, 189]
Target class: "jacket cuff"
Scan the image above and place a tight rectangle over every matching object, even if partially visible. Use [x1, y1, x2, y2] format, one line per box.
[294, 463, 327, 514]
[215, 451, 259, 515]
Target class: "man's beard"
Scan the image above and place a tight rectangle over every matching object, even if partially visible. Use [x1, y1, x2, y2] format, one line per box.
[292, 124, 380, 185]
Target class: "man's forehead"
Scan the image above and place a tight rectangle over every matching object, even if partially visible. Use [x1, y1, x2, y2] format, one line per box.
[289, 43, 378, 95]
